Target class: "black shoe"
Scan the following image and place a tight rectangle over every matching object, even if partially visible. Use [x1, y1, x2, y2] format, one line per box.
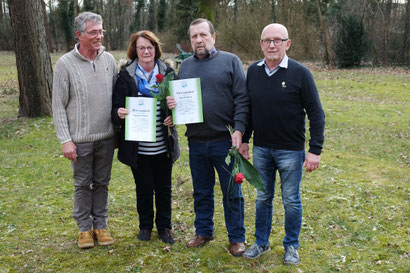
[138, 229, 151, 241]
[158, 228, 174, 245]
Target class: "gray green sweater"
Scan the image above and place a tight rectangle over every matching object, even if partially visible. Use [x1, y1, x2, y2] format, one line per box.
[178, 50, 249, 142]
[52, 44, 117, 144]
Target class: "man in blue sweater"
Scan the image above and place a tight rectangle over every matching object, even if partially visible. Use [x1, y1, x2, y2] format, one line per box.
[167, 18, 249, 256]
[240, 24, 325, 264]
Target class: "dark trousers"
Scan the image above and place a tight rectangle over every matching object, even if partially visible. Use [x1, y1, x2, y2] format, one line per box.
[131, 153, 172, 231]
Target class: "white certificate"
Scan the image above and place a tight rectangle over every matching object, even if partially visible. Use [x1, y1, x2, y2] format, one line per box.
[125, 97, 157, 142]
[169, 78, 203, 125]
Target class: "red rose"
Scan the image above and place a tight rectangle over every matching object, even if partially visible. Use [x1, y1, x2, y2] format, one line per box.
[234, 172, 245, 184]
[156, 74, 164, 83]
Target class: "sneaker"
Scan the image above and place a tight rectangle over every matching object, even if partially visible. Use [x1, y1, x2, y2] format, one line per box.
[138, 229, 152, 241]
[242, 243, 270, 259]
[93, 229, 114, 246]
[284, 245, 300, 265]
[158, 228, 174, 245]
[78, 230, 94, 249]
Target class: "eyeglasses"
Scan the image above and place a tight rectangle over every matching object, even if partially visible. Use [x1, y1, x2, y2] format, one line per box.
[261, 38, 289, 46]
[84, 30, 105, 37]
[137, 46, 155, 52]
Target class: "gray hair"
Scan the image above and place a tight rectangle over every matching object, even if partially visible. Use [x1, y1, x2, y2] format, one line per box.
[74, 12, 102, 33]
[188, 18, 215, 37]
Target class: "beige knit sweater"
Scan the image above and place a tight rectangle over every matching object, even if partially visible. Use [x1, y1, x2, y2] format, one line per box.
[52, 45, 117, 144]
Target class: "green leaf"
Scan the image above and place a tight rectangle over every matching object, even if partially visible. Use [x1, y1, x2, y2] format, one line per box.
[225, 154, 231, 166]
[234, 148, 265, 192]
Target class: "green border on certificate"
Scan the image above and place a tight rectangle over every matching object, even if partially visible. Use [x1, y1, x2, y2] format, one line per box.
[169, 78, 204, 125]
[125, 97, 157, 142]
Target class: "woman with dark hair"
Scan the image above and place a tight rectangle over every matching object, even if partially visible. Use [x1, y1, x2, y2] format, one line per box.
[112, 30, 179, 244]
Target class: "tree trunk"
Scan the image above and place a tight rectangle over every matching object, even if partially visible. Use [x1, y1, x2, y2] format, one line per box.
[271, 0, 276, 23]
[197, 0, 215, 21]
[0, 0, 3, 19]
[234, 0, 238, 23]
[8, 0, 53, 117]
[405, 0, 410, 63]
[42, 0, 54, 52]
[282, 0, 289, 25]
[315, 0, 331, 65]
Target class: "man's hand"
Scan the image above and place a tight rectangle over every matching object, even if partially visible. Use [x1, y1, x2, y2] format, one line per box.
[239, 143, 250, 160]
[163, 116, 174, 127]
[304, 152, 320, 172]
[231, 130, 243, 149]
[62, 141, 77, 163]
[117, 107, 129, 119]
[166, 96, 176, 110]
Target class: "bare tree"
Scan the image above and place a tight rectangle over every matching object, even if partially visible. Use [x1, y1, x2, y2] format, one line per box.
[405, 0, 409, 63]
[8, 0, 53, 117]
[197, 0, 216, 21]
[0, 0, 3, 19]
[42, 0, 54, 52]
[281, 0, 289, 25]
[311, 0, 333, 65]
[271, 0, 276, 22]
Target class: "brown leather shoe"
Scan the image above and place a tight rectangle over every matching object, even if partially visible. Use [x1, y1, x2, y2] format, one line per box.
[186, 235, 214, 248]
[229, 242, 246, 257]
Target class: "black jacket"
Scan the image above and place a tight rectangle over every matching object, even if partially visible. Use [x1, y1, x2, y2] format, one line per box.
[112, 59, 179, 167]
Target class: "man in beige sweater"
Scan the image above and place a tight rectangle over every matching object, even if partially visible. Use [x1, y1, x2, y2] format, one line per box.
[52, 12, 117, 249]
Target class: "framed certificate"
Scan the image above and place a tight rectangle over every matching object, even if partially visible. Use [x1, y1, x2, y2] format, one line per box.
[125, 97, 157, 142]
[169, 78, 203, 125]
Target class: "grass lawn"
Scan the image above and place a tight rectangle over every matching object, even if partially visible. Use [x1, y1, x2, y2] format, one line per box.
[0, 51, 409, 272]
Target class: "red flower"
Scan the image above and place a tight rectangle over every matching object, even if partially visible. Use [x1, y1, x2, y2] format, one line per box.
[156, 74, 164, 83]
[234, 172, 245, 184]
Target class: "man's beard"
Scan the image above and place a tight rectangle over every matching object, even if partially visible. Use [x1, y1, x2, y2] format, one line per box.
[194, 47, 209, 58]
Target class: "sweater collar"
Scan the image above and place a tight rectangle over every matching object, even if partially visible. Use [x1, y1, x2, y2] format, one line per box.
[74, 43, 105, 62]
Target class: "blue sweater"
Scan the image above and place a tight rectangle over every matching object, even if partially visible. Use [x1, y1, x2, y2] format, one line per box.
[178, 50, 249, 142]
[243, 58, 325, 155]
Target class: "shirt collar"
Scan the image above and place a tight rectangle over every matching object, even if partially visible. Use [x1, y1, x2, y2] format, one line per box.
[257, 54, 289, 69]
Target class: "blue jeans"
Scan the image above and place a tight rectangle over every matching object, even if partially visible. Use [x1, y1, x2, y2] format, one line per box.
[253, 146, 305, 248]
[188, 140, 245, 242]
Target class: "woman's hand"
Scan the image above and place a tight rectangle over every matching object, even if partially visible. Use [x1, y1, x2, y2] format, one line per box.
[117, 107, 129, 119]
[164, 116, 175, 127]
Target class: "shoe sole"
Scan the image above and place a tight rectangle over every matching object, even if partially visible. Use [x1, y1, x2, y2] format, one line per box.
[231, 252, 245, 257]
[283, 260, 299, 265]
[98, 240, 114, 246]
[78, 242, 94, 249]
[243, 248, 270, 259]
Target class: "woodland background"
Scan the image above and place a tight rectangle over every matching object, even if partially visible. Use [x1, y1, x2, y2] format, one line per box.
[0, 0, 409, 65]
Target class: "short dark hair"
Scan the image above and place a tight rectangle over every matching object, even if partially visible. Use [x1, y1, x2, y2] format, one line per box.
[127, 30, 163, 61]
[188, 18, 215, 37]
